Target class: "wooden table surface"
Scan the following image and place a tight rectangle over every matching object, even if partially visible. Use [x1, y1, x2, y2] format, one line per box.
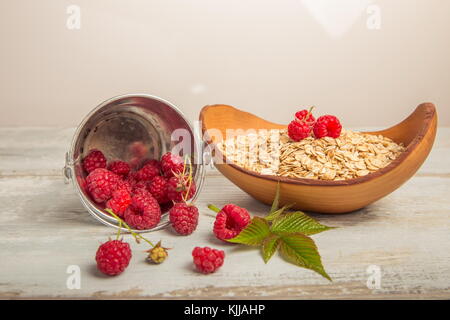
[0, 127, 449, 299]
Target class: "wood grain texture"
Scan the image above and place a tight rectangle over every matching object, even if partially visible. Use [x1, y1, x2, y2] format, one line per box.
[200, 104, 437, 213]
[0, 128, 449, 299]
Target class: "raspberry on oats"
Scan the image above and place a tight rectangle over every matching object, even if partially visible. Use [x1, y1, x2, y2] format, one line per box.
[313, 115, 342, 139]
[82, 149, 107, 173]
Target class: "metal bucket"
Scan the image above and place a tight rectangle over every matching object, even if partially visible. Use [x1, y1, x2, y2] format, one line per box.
[63, 93, 206, 232]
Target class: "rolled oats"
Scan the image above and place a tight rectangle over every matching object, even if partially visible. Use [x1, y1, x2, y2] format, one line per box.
[217, 129, 405, 181]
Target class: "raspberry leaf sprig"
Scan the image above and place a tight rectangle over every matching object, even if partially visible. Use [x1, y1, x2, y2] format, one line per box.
[227, 184, 335, 281]
[105, 208, 169, 264]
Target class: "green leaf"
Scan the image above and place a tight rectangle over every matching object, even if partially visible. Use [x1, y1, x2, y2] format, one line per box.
[265, 204, 292, 222]
[227, 217, 271, 246]
[261, 235, 281, 263]
[278, 233, 331, 281]
[269, 182, 281, 214]
[271, 211, 334, 236]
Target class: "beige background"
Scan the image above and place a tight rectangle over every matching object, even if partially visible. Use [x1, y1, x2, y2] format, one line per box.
[0, 0, 448, 127]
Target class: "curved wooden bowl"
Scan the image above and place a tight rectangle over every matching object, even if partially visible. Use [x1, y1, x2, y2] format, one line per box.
[200, 103, 437, 213]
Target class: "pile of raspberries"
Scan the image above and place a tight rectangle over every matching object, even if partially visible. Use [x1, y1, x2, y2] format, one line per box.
[82, 149, 196, 231]
[287, 107, 342, 142]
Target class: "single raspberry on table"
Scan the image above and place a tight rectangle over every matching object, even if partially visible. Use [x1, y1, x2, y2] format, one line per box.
[95, 239, 132, 276]
[148, 175, 169, 204]
[288, 107, 316, 142]
[313, 115, 342, 138]
[160, 152, 184, 178]
[124, 189, 161, 230]
[192, 247, 225, 274]
[82, 149, 107, 173]
[135, 162, 160, 182]
[169, 203, 199, 235]
[107, 160, 131, 177]
[210, 204, 251, 241]
[106, 188, 131, 217]
[86, 168, 120, 203]
[167, 176, 196, 202]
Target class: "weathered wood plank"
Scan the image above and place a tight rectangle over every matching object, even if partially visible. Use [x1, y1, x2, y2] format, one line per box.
[0, 127, 449, 299]
[0, 173, 449, 299]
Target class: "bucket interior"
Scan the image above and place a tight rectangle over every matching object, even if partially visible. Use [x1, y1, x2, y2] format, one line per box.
[69, 94, 202, 230]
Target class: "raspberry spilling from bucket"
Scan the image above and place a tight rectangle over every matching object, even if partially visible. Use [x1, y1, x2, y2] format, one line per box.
[83, 149, 107, 173]
[82, 147, 197, 232]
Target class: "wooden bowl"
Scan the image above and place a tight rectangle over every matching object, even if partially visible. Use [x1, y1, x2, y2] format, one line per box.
[200, 103, 437, 213]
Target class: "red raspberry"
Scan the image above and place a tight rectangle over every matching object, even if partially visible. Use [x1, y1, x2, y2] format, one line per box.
[167, 176, 196, 202]
[313, 115, 342, 138]
[143, 159, 161, 170]
[169, 203, 199, 235]
[82, 149, 107, 173]
[115, 179, 132, 194]
[96, 240, 132, 276]
[288, 120, 312, 142]
[161, 152, 184, 178]
[136, 162, 160, 181]
[192, 247, 225, 274]
[148, 176, 169, 204]
[106, 188, 131, 217]
[107, 161, 131, 177]
[295, 109, 316, 124]
[213, 204, 251, 241]
[124, 190, 161, 230]
[86, 168, 120, 203]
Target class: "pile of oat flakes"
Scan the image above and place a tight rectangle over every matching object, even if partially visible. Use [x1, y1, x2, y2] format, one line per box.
[218, 129, 405, 181]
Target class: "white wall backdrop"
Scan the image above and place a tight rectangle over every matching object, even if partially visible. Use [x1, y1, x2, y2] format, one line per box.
[0, 0, 449, 126]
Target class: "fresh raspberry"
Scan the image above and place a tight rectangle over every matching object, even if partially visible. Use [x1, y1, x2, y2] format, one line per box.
[95, 240, 132, 276]
[169, 203, 199, 235]
[132, 180, 149, 193]
[313, 115, 342, 139]
[86, 168, 120, 203]
[115, 179, 132, 194]
[143, 159, 161, 170]
[82, 149, 107, 173]
[124, 189, 161, 230]
[295, 109, 316, 124]
[192, 247, 225, 274]
[106, 188, 131, 217]
[136, 162, 160, 181]
[213, 204, 251, 241]
[107, 161, 131, 177]
[161, 152, 184, 178]
[288, 120, 312, 142]
[167, 176, 196, 202]
[148, 176, 169, 204]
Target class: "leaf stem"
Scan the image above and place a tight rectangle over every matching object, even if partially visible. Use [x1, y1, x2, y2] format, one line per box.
[207, 204, 221, 213]
[105, 209, 155, 247]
